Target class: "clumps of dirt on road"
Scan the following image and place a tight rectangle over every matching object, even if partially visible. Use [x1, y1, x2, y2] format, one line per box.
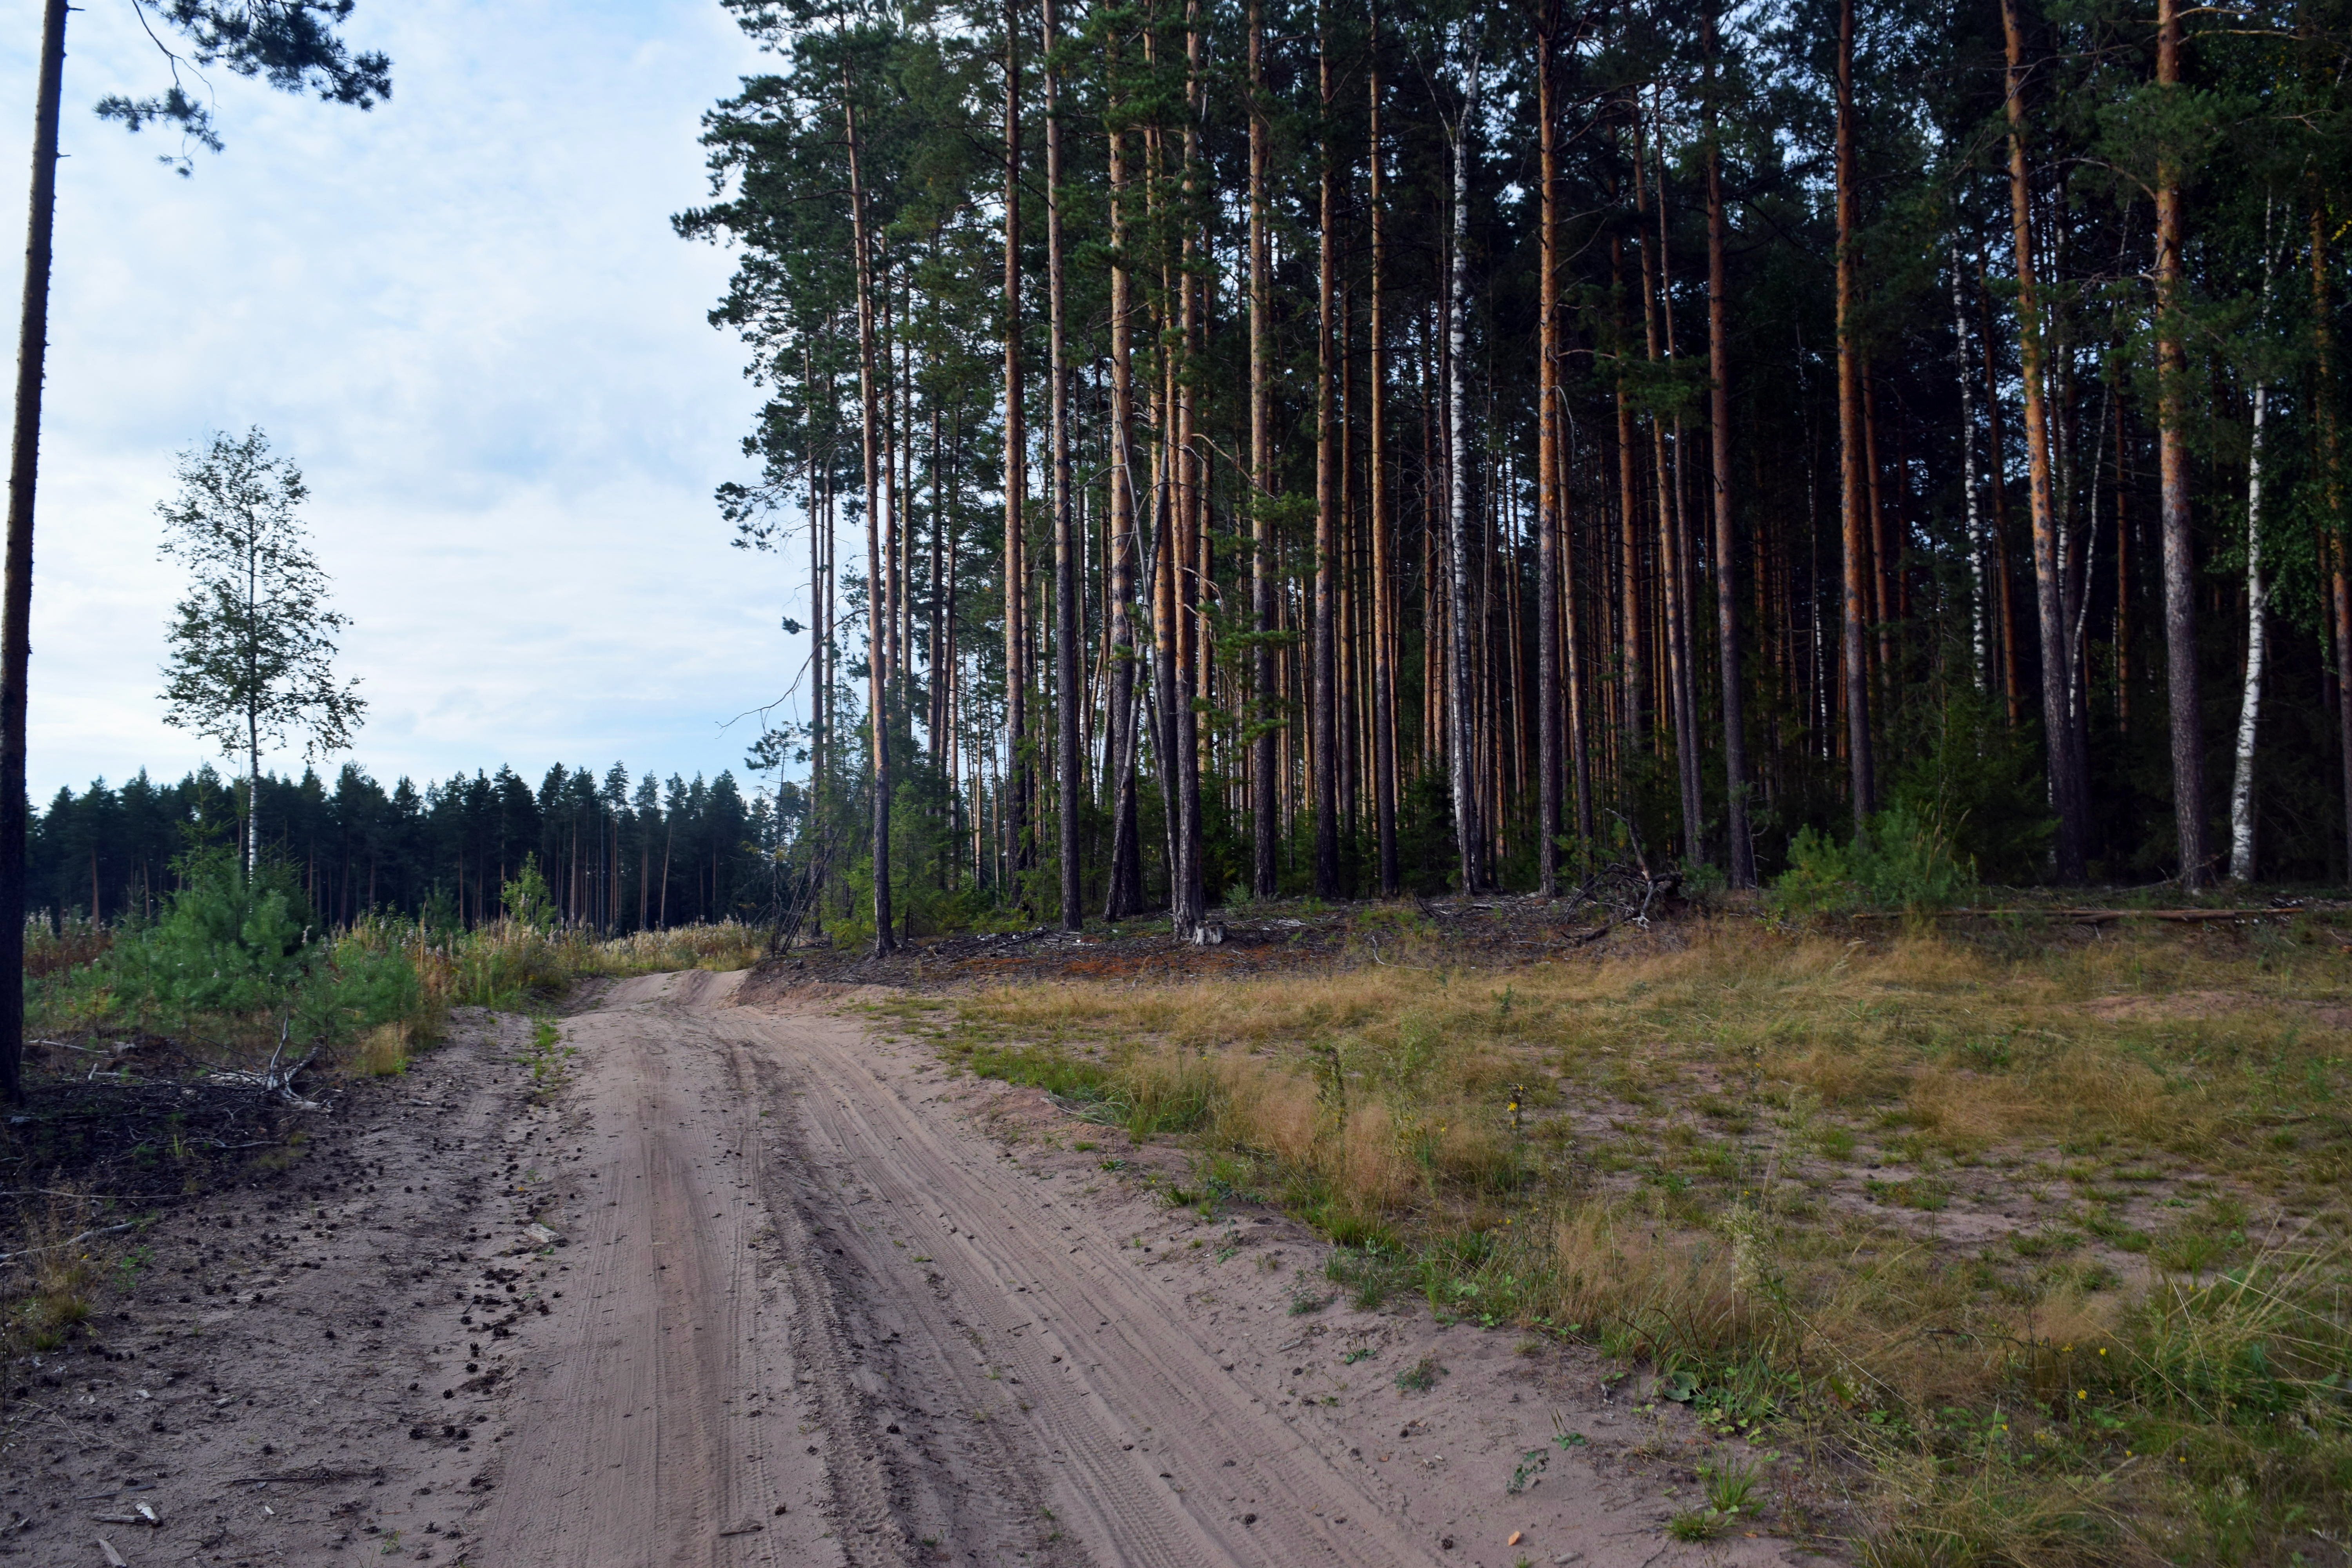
[1, 1009, 568, 1563]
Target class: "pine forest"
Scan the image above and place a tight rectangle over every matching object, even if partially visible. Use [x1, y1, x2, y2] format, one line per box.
[669, 0, 2352, 944]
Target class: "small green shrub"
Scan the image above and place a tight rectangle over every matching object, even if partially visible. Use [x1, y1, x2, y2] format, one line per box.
[1768, 806, 1977, 918]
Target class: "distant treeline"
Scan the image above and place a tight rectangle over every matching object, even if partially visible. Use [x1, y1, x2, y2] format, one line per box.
[29, 763, 782, 932]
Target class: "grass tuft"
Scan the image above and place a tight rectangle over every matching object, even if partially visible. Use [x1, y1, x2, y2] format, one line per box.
[931, 920, 2352, 1563]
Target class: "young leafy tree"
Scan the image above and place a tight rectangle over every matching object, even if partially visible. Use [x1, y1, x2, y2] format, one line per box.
[156, 429, 366, 879]
[3, 0, 389, 1103]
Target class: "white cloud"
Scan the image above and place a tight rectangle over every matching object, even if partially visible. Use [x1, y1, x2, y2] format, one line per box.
[0, 0, 817, 802]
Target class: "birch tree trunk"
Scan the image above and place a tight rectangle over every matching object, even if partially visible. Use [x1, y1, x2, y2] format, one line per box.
[2229, 378, 2269, 882]
[1953, 247, 1989, 692]
[2229, 206, 2278, 883]
[1445, 50, 1485, 894]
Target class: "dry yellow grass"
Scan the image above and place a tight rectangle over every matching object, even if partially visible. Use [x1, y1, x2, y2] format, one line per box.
[354, 1020, 412, 1076]
[931, 918, 2352, 1566]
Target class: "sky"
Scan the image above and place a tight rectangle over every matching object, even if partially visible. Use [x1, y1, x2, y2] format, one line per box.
[0, 0, 814, 806]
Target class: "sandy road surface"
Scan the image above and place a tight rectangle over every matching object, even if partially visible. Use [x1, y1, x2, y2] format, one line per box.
[479, 973, 1802, 1568]
[5, 977, 1812, 1568]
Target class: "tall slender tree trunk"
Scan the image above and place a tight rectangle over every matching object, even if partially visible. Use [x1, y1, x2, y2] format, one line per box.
[1535, 6, 1563, 896]
[1312, 8, 1341, 897]
[1954, 247, 1989, 692]
[0, 0, 62, 1102]
[1172, 0, 1207, 936]
[2229, 377, 2269, 883]
[2228, 209, 2278, 882]
[1103, 62, 1143, 920]
[2115, 408, 2131, 731]
[844, 87, 896, 954]
[1638, 106, 1704, 863]
[1613, 229, 1643, 775]
[2316, 199, 2352, 886]
[1368, 18, 1400, 895]
[1044, 0, 1081, 929]
[2001, 0, 2087, 879]
[1705, 5, 1753, 887]
[1248, 0, 1278, 899]
[1835, 0, 1875, 828]
[1002, 9, 1031, 893]
[1978, 263, 2025, 725]
[1445, 53, 1485, 894]
[2154, 0, 2205, 887]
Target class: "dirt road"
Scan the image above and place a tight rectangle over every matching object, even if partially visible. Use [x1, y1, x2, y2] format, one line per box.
[4, 976, 1811, 1568]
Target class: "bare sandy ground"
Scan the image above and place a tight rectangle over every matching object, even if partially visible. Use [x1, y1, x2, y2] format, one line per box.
[4, 976, 1824, 1568]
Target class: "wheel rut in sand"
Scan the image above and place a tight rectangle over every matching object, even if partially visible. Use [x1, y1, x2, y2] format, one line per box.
[476, 972, 1803, 1568]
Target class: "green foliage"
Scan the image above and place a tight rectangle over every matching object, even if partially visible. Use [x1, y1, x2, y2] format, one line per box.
[42, 849, 421, 1042]
[501, 854, 557, 930]
[1768, 806, 1978, 918]
[155, 428, 365, 782]
[100, 849, 317, 1019]
[1890, 682, 2053, 882]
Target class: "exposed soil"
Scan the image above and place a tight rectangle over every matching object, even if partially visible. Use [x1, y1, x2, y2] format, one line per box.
[4, 973, 1827, 1568]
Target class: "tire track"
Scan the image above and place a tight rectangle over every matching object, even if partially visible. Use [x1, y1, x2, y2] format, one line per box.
[711, 997, 1443, 1568]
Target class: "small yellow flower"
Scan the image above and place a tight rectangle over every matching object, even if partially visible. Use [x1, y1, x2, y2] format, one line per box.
[2098, 1347, 2107, 1356]
[2076, 1390, 2087, 1400]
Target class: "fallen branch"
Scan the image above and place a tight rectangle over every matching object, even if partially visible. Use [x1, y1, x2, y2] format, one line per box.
[203, 1021, 327, 1109]
[230, 1466, 384, 1486]
[0, 1220, 140, 1265]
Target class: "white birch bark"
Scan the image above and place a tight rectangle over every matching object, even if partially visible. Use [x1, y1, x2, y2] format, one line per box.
[1444, 46, 1483, 895]
[2229, 378, 2270, 882]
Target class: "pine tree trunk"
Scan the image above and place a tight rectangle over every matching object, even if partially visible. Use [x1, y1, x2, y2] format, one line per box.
[1613, 224, 1644, 775]
[1637, 107, 1704, 864]
[1978, 264, 2025, 726]
[2154, 0, 2205, 887]
[845, 86, 895, 953]
[0, 0, 62, 1101]
[1835, 0, 1875, 828]
[1103, 61, 1143, 920]
[1248, 0, 1278, 899]
[1535, 10, 1563, 896]
[2001, 0, 2087, 879]
[1368, 21, 1400, 896]
[2316, 201, 2352, 887]
[1044, 0, 1082, 930]
[1172, 0, 1207, 936]
[1312, 11, 1341, 898]
[1002, 4, 1031, 892]
[1706, 6, 1753, 887]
